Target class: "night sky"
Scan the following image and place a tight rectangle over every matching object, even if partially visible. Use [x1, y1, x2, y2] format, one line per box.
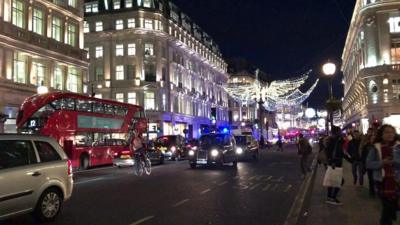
[172, 0, 356, 108]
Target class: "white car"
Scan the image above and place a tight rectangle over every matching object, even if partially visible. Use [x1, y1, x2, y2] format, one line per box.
[0, 135, 73, 222]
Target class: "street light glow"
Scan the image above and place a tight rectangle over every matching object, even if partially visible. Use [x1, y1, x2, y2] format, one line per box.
[37, 85, 49, 94]
[322, 62, 336, 76]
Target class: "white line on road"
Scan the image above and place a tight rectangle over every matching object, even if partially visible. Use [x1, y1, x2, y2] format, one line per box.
[74, 177, 105, 185]
[130, 215, 155, 225]
[218, 181, 228, 186]
[264, 176, 273, 182]
[200, 188, 211, 195]
[172, 199, 190, 207]
[249, 183, 262, 190]
[74, 166, 116, 174]
[248, 175, 257, 181]
[262, 184, 272, 191]
[284, 185, 293, 193]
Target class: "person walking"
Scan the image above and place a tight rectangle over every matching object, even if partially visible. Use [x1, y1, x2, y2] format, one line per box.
[361, 128, 377, 197]
[277, 135, 283, 152]
[325, 126, 347, 205]
[347, 130, 364, 185]
[297, 133, 312, 177]
[367, 125, 400, 225]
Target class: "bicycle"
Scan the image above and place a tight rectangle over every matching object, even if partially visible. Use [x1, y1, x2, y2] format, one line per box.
[133, 151, 152, 176]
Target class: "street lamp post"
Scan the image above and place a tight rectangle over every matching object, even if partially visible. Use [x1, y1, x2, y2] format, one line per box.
[322, 62, 336, 133]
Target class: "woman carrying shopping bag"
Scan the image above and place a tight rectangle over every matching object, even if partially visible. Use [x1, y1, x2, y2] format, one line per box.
[367, 125, 400, 225]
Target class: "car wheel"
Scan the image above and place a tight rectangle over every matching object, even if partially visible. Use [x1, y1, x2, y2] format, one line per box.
[190, 163, 197, 169]
[80, 154, 89, 170]
[34, 188, 63, 222]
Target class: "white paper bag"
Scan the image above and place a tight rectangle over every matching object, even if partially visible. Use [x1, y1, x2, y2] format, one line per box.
[323, 166, 343, 187]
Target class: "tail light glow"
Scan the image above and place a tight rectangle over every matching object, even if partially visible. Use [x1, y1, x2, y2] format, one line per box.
[67, 160, 73, 176]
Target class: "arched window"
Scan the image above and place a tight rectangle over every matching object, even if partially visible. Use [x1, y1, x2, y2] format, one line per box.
[369, 80, 378, 93]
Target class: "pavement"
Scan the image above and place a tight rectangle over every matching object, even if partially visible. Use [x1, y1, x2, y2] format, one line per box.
[1, 144, 307, 225]
[305, 160, 400, 225]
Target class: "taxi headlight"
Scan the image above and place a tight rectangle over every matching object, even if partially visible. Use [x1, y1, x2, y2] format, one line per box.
[189, 150, 195, 156]
[236, 147, 243, 154]
[211, 149, 219, 157]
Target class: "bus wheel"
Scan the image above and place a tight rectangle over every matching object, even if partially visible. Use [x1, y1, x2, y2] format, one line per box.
[80, 155, 89, 170]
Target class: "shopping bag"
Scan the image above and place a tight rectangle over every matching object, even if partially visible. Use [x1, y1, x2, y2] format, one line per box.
[323, 166, 343, 187]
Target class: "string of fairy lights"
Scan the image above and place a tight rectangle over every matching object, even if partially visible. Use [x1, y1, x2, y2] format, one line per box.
[224, 70, 319, 111]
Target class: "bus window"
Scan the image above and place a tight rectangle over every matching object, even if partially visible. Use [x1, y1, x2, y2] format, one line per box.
[50, 99, 62, 110]
[77, 100, 92, 112]
[93, 102, 105, 114]
[104, 104, 114, 115]
[115, 106, 127, 116]
[62, 98, 76, 110]
[74, 133, 93, 147]
[134, 109, 145, 118]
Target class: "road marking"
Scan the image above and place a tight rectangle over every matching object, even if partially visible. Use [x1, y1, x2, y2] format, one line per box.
[255, 175, 265, 181]
[218, 181, 228, 186]
[271, 184, 279, 191]
[172, 199, 190, 207]
[249, 183, 262, 190]
[262, 184, 272, 191]
[130, 215, 155, 225]
[284, 185, 293, 193]
[74, 166, 116, 174]
[271, 176, 284, 183]
[248, 175, 257, 181]
[75, 177, 104, 185]
[200, 188, 211, 195]
[264, 176, 273, 182]
[233, 175, 240, 180]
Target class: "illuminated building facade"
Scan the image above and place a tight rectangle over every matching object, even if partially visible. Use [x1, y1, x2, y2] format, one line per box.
[0, 0, 88, 132]
[342, 0, 400, 133]
[84, 0, 229, 139]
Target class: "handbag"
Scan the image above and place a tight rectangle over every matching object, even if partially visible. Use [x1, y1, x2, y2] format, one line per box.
[323, 166, 344, 187]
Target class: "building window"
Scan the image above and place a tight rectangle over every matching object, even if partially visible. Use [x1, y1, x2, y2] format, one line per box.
[52, 16, 62, 41]
[127, 18, 135, 28]
[116, 44, 124, 56]
[128, 43, 136, 56]
[128, 92, 136, 104]
[116, 65, 124, 80]
[144, 64, 156, 82]
[115, 19, 123, 30]
[113, 0, 120, 9]
[127, 65, 136, 79]
[126, 0, 132, 7]
[13, 53, 26, 83]
[96, 67, 104, 81]
[144, 92, 155, 110]
[68, 0, 77, 8]
[95, 21, 103, 31]
[31, 62, 46, 86]
[391, 42, 400, 64]
[144, 43, 154, 56]
[116, 93, 124, 102]
[92, 3, 98, 12]
[53, 67, 63, 90]
[95, 46, 103, 58]
[32, 9, 44, 35]
[12, 0, 25, 28]
[85, 4, 91, 12]
[67, 68, 79, 92]
[144, 19, 153, 29]
[143, 0, 151, 8]
[67, 23, 77, 46]
[84, 21, 89, 33]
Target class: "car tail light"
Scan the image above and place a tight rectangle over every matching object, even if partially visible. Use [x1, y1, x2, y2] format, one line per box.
[171, 146, 176, 152]
[121, 150, 131, 155]
[67, 160, 73, 176]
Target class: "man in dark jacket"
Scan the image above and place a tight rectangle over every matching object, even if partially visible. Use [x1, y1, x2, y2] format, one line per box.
[297, 134, 312, 177]
[325, 126, 347, 205]
[347, 130, 363, 185]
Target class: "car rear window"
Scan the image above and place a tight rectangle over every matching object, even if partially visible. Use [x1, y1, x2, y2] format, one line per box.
[34, 141, 61, 163]
[0, 140, 37, 170]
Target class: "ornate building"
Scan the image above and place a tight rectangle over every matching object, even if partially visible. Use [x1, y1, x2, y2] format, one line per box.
[84, 0, 229, 139]
[342, 0, 400, 133]
[0, 0, 88, 132]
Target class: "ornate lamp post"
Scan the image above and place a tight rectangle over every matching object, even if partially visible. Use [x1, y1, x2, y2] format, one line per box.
[322, 62, 336, 132]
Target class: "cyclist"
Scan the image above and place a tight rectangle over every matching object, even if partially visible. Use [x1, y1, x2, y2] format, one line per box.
[129, 132, 151, 175]
[130, 132, 146, 160]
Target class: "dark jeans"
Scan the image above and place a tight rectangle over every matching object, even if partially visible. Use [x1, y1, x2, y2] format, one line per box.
[300, 154, 310, 175]
[366, 169, 375, 196]
[327, 187, 340, 199]
[352, 161, 364, 185]
[380, 197, 398, 225]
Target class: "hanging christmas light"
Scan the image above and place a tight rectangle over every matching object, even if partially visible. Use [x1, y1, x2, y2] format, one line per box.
[224, 70, 319, 111]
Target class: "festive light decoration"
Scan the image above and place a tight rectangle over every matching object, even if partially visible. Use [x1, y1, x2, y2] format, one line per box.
[224, 70, 319, 111]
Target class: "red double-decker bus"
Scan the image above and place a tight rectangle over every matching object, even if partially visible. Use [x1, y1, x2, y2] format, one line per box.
[16, 92, 147, 169]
